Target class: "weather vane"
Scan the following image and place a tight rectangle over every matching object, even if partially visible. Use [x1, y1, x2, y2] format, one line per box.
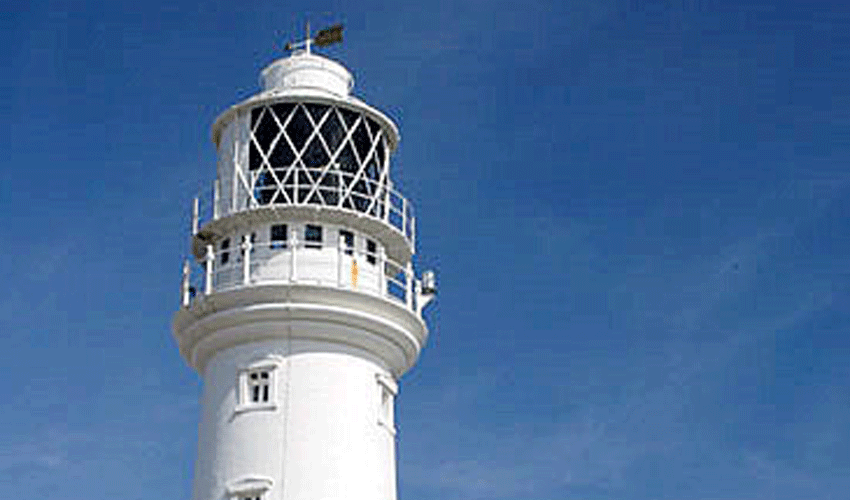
[283, 22, 343, 54]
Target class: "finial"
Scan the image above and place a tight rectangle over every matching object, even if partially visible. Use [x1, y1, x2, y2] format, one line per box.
[283, 22, 344, 54]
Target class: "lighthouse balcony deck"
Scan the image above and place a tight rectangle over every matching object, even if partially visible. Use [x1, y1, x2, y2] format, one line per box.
[181, 237, 428, 317]
[191, 174, 416, 262]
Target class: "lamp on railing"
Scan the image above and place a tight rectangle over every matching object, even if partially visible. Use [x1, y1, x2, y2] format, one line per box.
[421, 270, 437, 295]
[416, 269, 437, 315]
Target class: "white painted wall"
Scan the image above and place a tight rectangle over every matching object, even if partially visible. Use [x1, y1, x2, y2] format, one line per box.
[211, 222, 386, 295]
[192, 337, 397, 500]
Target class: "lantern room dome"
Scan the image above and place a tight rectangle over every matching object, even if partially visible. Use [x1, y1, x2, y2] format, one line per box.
[260, 52, 353, 96]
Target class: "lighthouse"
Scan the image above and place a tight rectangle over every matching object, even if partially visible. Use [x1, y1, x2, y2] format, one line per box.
[173, 26, 436, 500]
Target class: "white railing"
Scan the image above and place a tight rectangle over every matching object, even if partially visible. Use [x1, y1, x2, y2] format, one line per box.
[181, 232, 429, 316]
[193, 173, 416, 247]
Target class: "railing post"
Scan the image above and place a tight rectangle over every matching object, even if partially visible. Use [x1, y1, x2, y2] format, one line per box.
[337, 235, 345, 287]
[405, 262, 414, 310]
[378, 247, 387, 296]
[290, 228, 298, 282]
[384, 182, 392, 223]
[181, 260, 191, 307]
[401, 195, 406, 234]
[338, 163, 344, 208]
[192, 197, 200, 235]
[204, 245, 214, 295]
[294, 161, 299, 204]
[241, 235, 252, 286]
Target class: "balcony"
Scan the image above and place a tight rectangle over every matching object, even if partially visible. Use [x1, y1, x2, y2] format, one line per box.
[181, 233, 433, 318]
[192, 174, 416, 260]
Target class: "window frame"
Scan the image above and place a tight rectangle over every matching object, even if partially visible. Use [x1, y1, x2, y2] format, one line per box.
[366, 239, 377, 265]
[375, 373, 398, 435]
[270, 224, 288, 249]
[226, 476, 273, 499]
[235, 361, 279, 414]
[220, 238, 231, 265]
[305, 224, 323, 249]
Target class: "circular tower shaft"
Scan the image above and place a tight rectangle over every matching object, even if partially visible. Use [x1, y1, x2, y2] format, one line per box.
[173, 50, 434, 500]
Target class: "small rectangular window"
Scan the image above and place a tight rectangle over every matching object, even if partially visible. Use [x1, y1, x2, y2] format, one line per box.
[339, 230, 354, 255]
[366, 239, 377, 265]
[236, 364, 278, 414]
[305, 224, 322, 249]
[376, 374, 396, 434]
[271, 224, 288, 249]
[248, 370, 271, 403]
[221, 238, 230, 265]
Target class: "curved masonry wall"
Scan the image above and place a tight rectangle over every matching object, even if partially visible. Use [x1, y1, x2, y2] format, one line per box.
[193, 337, 397, 500]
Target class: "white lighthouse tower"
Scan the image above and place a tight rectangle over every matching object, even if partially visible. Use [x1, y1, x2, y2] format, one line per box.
[173, 26, 436, 500]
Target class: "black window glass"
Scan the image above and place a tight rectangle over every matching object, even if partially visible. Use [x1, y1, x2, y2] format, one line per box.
[366, 117, 381, 139]
[352, 178, 370, 212]
[269, 138, 295, 169]
[285, 105, 312, 151]
[305, 224, 322, 248]
[250, 107, 264, 125]
[320, 110, 345, 154]
[305, 103, 330, 123]
[337, 143, 358, 176]
[302, 136, 329, 169]
[352, 120, 371, 160]
[249, 140, 263, 171]
[253, 108, 280, 152]
[271, 102, 295, 123]
[365, 158, 379, 181]
[338, 107, 359, 130]
[253, 171, 276, 205]
[366, 239, 376, 264]
[221, 238, 230, 265]
[271, 224, 288, 248]
[376, 137, 386, 168]
[319, 170, 339, 206]
[296, 170, 311, 203]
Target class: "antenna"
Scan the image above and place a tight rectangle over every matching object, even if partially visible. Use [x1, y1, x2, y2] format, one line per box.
[283, 22, 343, 53]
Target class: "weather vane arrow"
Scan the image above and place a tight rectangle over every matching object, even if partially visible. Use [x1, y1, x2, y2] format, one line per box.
[283, 22, 343, 53]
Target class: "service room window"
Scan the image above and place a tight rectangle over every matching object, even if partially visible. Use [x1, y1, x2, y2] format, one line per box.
[339, 229, 354, 255]
[305, 224, 323, 249]
[376, 373, 397, 434]
[221, 238, 231, 265]
[270, 224, 288, 249]
[248, 369, 271, 403]
[366, 239, 377, 265]
[236, 362, 279, 413]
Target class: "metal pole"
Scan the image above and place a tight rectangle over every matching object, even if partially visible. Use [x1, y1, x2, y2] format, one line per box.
[378, 247, 387, 297]
[242, 235, 252, 286]
[405, 262, 414, 310]
[290, 228, 298, 282]
[337, 235, 345, 287]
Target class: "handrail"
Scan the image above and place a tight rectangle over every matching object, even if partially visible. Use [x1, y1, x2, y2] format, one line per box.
[181, 234, 425, 316]
[193, 172, 416, 245]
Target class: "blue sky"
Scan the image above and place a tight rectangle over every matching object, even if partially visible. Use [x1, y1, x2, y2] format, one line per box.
[2, 1, 849, 499]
